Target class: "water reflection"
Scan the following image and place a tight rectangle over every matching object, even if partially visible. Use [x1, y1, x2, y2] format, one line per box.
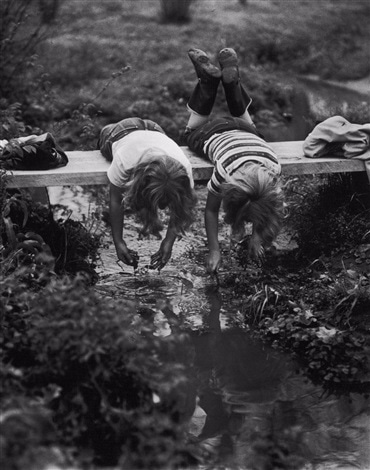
[96, 264, 370, 469]
[189, 286, 370, 470]
[189, 286, 292, 467]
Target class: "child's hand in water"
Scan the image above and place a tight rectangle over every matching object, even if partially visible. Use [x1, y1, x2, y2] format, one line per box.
[128, 250, 139, 269]
[249, 234, 265, 265]
[206, 249, 221, 274]
[150, 239, 173, 271]
[116, 242, 139, 268]
[249, 242, 265, 265]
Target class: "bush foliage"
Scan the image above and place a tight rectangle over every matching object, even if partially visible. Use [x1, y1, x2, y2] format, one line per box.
[285, 173, 370, 259]
[0, 177, 101, 283]
[0, 269, 197, 467]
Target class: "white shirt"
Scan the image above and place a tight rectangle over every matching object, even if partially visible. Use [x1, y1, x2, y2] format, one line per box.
[107, 130, 194, 188]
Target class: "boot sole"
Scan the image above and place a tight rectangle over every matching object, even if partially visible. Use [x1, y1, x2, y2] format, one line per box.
[188, 49, 221, 80]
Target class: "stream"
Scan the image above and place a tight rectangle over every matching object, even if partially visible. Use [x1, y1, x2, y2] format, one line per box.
[48, 182, 370, 470]
[298, 75, 370, 118]
[286, 75, 370, 141]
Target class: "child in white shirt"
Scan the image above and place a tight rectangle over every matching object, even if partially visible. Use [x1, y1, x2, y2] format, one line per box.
[98, 117, 197, 270]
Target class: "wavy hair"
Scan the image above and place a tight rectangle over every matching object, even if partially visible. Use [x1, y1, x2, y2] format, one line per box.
[222, 165, 284, 258]
[123, 153, 197, 237]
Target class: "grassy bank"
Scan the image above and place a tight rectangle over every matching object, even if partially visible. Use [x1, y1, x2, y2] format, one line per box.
[2, 0, 369, 147]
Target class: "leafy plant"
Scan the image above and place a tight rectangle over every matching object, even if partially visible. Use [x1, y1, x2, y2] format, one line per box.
[248, 284, 280, 325]
[284, 173, 370, 260]
[0, 270, 197, 467]
[1, 185, 29, 251]
[224, 246, 370, 395]
[330, 269, 370, 327]
[249, 296, 368, 394]
[0, 174, 101, 282]
[0, 102, 28, 140]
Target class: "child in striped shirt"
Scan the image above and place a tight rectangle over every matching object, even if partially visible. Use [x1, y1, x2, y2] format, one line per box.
[184, 48, 284, 274]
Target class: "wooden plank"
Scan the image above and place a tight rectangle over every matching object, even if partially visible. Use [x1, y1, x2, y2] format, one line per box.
[5, 151, 109, 188]
[183, 142, 367, 178]
[268, 141, 367, 176]
[4, 142, 367, 188]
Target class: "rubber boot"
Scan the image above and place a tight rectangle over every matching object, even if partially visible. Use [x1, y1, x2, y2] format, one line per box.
[222, 80, 252, 117]
[187, 48, 221, 116]
[217, 47, 252, 117]
[188, 77, 221, 116]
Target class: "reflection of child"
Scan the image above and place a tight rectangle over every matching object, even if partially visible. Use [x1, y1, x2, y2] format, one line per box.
[183, 48, 284, 273]
[98, 118, 197, 270]
[190, 286, 288, 460]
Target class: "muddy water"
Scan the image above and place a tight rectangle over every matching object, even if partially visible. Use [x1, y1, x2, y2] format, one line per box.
[48, 185, 370, 470]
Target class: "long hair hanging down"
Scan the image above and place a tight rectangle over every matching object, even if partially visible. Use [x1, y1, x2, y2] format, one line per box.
[124, 154, 197, 237]
[222, 165, 284, 257]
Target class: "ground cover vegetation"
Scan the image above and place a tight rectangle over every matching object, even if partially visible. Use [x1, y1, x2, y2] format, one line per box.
[225, 187, 370, 395]
[1, 0, 370, 468]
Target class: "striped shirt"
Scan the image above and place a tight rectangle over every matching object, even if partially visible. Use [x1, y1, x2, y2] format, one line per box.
[203, 130, 281, 196]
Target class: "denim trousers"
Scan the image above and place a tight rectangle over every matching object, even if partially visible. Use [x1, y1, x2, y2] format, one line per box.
[98, 117, 165, 161]
[184, 116, 259, 159]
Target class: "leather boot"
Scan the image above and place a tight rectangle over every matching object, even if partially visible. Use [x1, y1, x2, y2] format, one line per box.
[188, 77, 221, 115]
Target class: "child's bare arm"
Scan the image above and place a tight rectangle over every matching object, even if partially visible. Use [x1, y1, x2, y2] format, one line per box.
[150, 219, 177, 270]
[205, 192, 222, 273]
[109, 183, 138, 267]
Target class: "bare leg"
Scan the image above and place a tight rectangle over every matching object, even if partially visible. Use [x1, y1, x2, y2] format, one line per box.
[186, 107, 210, 132]
[238, 108, 256, 128]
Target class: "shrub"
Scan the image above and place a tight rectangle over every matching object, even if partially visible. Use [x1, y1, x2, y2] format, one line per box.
[257, 303, 369, 394]
[0, 175, 102, 283]
[223, 261, 369, 394]
[0, 100, 42, 141]
[0, 270, 197, 466]
[284, 173, 370, 260]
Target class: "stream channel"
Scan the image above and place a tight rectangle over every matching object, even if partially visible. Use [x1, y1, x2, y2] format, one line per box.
[48, 79, 370, 469]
